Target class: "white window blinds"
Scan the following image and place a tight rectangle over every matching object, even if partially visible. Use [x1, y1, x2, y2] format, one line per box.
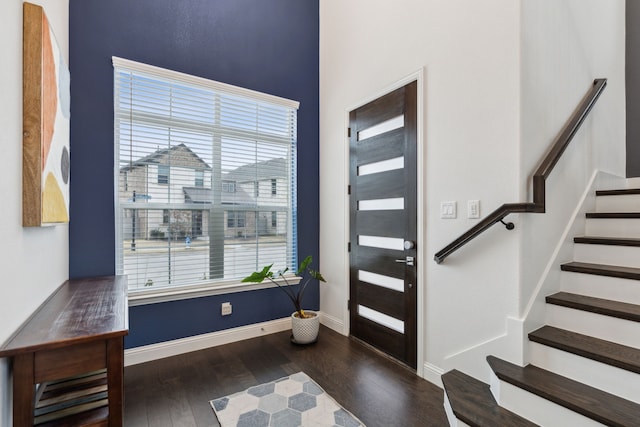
[113, 57, 298, 293]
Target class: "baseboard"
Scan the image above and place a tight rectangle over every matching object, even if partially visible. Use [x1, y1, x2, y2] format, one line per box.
[625, 177, 640, 188]
[423, 362, 444, 388]
[124, 317, 291, 366]
[319, 311, 346, 335]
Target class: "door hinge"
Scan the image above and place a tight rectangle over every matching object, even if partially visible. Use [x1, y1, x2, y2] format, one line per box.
[348, 185, 351, 195]
[348, 242, 351, 252]
[347, 299, 351, 311]
[347, 127, 351, 138]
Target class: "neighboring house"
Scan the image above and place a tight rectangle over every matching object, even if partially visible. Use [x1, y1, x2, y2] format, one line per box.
[119, 143, 212, 239]
[119, 144, 287, 240]
[224, 157, 289, 237]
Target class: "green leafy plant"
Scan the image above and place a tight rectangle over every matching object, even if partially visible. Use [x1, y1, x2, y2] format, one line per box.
[242, 255, 325, 319]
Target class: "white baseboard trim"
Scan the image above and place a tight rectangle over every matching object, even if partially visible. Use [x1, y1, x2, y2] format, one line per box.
[423, 362, 444, 388]
[319, 311, 346, 335]
[124, 317, 291, 366]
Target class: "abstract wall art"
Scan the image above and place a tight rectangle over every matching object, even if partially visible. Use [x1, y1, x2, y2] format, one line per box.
[23, 2, 70, 226]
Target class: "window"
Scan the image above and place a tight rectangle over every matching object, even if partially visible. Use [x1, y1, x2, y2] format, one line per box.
[271, 179, 277, 196]
[222, 181, 235, 193]
[114, 57, 299, 293]
[195, 170, 204, 187]
[158, 165, 169, 184]
[271, 211, 277, 228]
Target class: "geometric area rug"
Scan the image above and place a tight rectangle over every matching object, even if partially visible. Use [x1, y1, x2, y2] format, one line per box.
[210, 372, 366, 427]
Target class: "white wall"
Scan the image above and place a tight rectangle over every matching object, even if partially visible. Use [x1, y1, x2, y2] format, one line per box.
[519, 0, 625, 343]
[320, 0, 625, 385]
[0, 1, 69, 424]
[320, 0, 521, 382]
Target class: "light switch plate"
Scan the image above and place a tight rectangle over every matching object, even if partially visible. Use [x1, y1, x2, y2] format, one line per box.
[468, 200, 480, 219]
[441, 201, 457, 219]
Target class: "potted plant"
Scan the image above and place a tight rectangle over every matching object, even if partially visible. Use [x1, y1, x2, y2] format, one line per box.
[242, 255, 326, 344]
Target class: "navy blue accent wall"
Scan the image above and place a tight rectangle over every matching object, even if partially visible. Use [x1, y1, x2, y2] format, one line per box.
[69, 0, 319, 348]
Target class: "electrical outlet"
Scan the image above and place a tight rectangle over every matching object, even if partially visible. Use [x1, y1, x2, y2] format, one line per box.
[468, 200, 480, 219]
[221, 302, 232, 316]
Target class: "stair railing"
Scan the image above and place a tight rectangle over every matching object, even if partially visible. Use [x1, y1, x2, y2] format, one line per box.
[434, 78, 607, 264]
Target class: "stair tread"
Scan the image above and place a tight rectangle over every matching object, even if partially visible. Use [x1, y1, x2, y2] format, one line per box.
[529, 326, 640, 374]
[596, 189, 640, 196]
[442, 370, 538, 427]
[487, 355, 640, 427]
[561, 261, 640, 280]
[546, 292, 640, 322]
[586, 212, 640, 218]
[574, 236, 640, 247]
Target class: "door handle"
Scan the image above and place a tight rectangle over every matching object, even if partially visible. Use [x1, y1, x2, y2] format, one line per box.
[395, 256, 415, 266]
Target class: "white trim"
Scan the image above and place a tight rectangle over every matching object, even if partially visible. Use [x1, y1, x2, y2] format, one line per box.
[112, 56, 299, 110]
[423, 362, 444, 388]
[319, 311, 346, 335]
[128, 275, 301, 306]
[344, 68, 426, 376]
[521, 169, 599, 319]
[124, 317, 292, 366]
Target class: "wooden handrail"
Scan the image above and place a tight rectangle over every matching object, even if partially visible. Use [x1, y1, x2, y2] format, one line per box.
[434, 78, 607, 264]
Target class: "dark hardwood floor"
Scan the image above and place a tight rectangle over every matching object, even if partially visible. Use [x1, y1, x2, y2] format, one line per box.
[124, 326, 448, 426]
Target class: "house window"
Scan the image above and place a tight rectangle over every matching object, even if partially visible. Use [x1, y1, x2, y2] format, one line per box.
[195, 170, 204, 187]
[226, 211, 246, 229]
[114, 57, 299, 293]
[158, 165, 169, 184]
[222, 181, 235, 193]
[237, 211, 246, 228]
[271, 179, 277, 196]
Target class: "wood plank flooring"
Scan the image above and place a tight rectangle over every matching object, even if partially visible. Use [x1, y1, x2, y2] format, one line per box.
[124, 326, 448, 426]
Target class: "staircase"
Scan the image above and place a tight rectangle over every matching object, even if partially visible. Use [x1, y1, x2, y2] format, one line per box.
[442, 188, 640, 426]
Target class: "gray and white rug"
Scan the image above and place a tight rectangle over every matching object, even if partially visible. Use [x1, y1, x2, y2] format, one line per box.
[210, 372, 366, 427]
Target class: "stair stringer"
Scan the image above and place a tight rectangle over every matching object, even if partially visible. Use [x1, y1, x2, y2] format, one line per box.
[442, 171, 629, 426]
[519, 170, 625, 364]
[437, 316, 525, 386]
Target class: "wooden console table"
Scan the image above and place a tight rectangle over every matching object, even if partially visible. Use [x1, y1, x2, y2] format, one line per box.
[0, 276, 128, 426]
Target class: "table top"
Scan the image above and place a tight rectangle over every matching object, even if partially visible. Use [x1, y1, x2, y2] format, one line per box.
[0, 276, 129, 357]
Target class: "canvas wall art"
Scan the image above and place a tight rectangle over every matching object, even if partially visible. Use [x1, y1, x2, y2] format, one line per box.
[23, 2, 70, 226]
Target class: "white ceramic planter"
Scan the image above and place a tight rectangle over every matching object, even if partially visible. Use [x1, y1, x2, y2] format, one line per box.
[291, 310, 319, 344]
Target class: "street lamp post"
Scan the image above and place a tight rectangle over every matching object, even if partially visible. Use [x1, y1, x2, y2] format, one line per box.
[131, 190, 136, 251]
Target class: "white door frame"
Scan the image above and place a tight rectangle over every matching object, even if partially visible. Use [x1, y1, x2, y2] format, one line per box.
[343, 68, 425, 376]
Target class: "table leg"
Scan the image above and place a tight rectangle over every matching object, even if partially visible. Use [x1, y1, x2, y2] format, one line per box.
[107, 337, 124, 427]
[13, 353, 34, 427]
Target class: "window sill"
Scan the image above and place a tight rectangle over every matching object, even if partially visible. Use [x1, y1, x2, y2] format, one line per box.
[127, 275, 302, 306]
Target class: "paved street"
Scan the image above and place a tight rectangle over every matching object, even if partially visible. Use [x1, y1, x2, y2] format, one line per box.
[123, 238, 288, 289]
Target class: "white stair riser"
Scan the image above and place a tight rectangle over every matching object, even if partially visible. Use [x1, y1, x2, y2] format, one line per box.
[573, 243, 640, 268]
[489, 371, 604, 427]
[545, 305, 640, 348]
[529, 342, 640, 404]
[443, 391, 472, 427]
[596, 195, 640, 213]
[585, 218, 640, 238]
[561, 272, 640, 305]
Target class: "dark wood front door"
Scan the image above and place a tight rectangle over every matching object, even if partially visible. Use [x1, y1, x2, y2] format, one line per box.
[349, 81, 418, 369]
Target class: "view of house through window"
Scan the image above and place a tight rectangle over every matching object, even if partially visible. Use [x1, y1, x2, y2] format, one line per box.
[113, 58, 299, 292]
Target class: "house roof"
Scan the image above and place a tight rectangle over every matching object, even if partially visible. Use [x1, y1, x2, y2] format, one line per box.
[224, 157, 287, 182]
[121, 143, 211, 171]
[183, 186, 256, 206]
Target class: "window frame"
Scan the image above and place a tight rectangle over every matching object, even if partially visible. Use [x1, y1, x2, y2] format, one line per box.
[113, 57, 301, 303]
[157, 164, 169, 184]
